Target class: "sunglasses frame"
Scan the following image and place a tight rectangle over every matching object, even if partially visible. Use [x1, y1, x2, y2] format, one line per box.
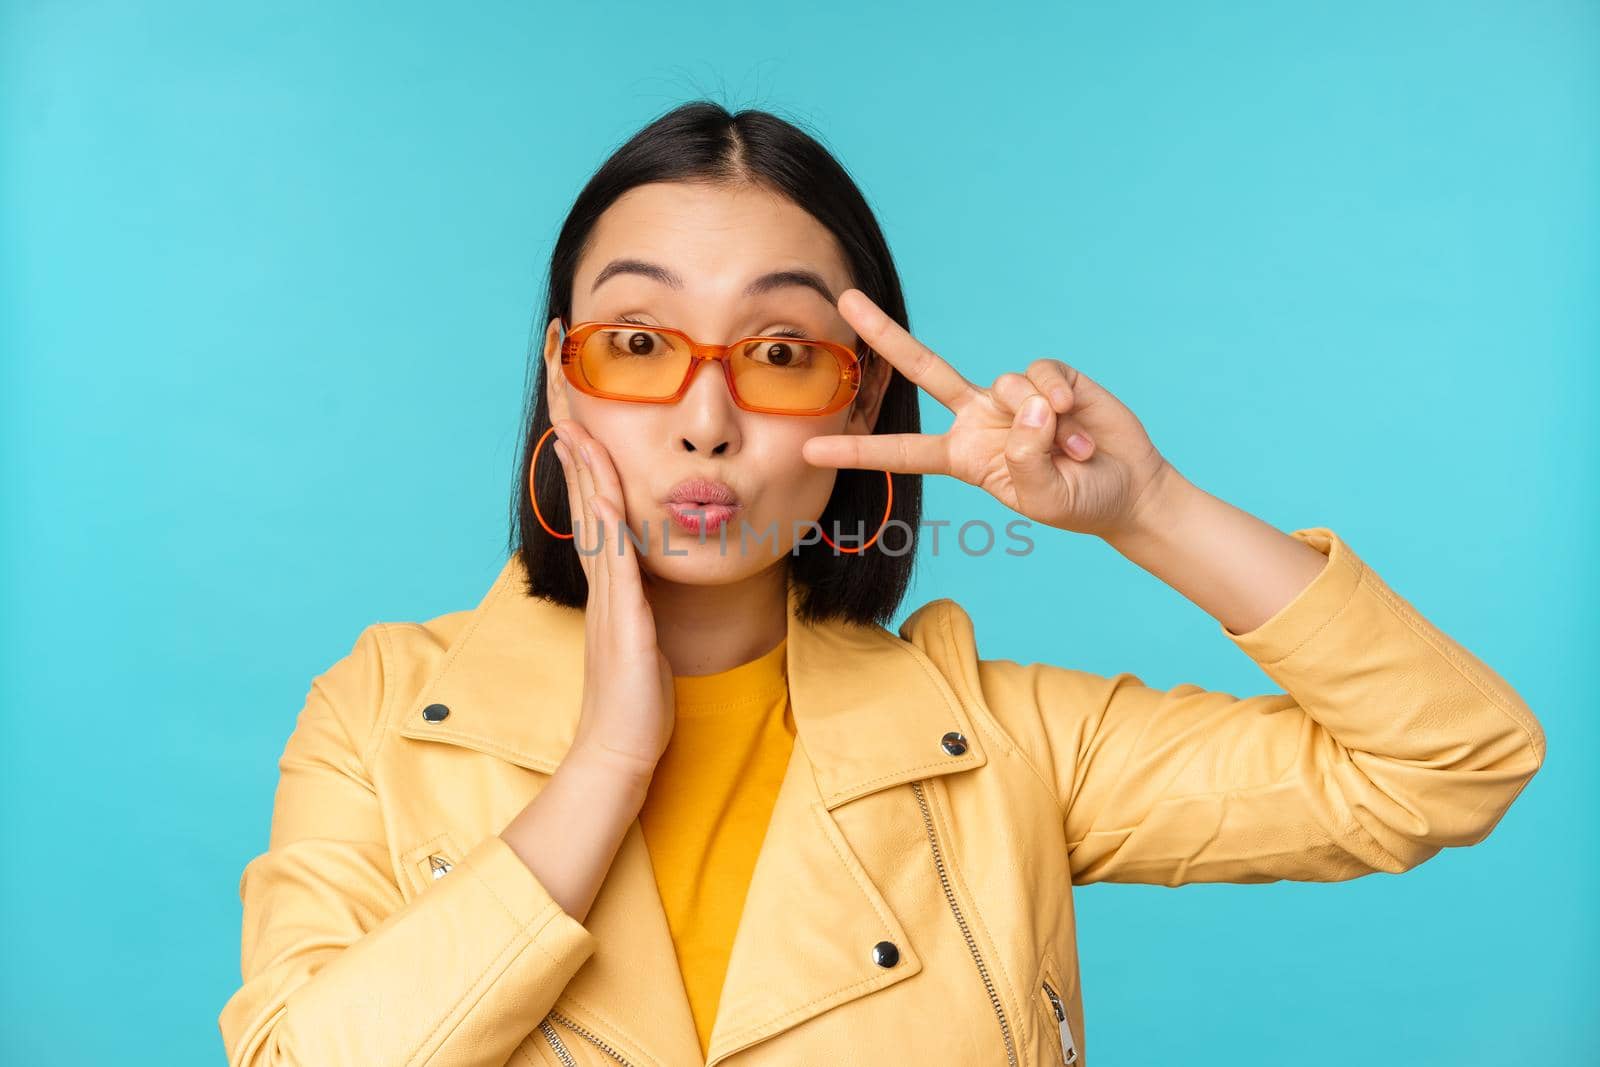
[558, 319, 867, 417]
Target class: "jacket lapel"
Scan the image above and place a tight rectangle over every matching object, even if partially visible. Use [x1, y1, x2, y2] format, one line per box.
[398, 555, 988, 1064]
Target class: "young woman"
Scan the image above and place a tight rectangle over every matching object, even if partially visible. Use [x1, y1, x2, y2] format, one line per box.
[217, 102, 1546, 1067]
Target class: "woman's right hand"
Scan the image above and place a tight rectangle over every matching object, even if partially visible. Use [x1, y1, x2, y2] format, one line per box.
[550, 418, 676, 783]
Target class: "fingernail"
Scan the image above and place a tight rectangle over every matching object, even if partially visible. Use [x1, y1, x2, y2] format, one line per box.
[553, 440, 569, 464]
[578, 442, 593, 465]
[843, 289, 886, 328]
[1022, 395, 1050, 427]
[1067, 433, 1093, 458]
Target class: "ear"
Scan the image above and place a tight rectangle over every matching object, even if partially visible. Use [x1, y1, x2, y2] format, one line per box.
[843, 351, 893, 435]
[542, 317, 570, 424]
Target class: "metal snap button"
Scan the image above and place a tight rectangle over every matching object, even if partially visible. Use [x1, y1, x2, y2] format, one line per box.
[871, 941, 900, 967]
[940, 731, 967, 756]
[422, 703, 450, 723]
[428, 855, 453, 879]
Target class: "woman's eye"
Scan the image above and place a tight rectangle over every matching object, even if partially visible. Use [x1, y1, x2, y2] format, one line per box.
[745, 337, 816, 368]
[608, 329, 666, 357]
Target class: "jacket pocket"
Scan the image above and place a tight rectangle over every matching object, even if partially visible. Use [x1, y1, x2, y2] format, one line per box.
[1035, 951, 1079, 1066]
[397, 830, 462, 900]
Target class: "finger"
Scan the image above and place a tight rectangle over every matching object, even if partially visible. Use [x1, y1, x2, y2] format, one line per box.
[987, 373, 1094, 460]
[1003, 395, 1065, 511]
[550, 434, 594, 582]
[802, 430, 951, 476]
[989, 372, 1041, 414]
[592, 494, 647, 599]
[1060, 423, 1094, 460]
[565, 423, 643, 595]
[556, 422, 609, 602]
[837, 288, 978, 413]
[569, 436, 612, 603]
[1026, 358, 1079, 413]
[560, 420, 628, 529]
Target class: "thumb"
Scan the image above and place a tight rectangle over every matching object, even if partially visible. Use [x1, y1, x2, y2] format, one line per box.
[1002, 394, 1061, 514]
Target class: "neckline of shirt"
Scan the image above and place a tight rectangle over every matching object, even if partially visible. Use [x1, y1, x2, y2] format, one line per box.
[671, 636, 788, 714]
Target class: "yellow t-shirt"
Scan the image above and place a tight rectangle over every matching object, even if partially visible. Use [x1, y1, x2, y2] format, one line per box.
[637, 636, 794, 1061]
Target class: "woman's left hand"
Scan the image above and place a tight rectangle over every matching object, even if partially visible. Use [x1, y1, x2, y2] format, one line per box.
[802, 289, 1178, 539]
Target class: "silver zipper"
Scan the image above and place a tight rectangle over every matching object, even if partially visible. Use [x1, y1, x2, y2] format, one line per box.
[911, 780, 1017, 1067]
[538, 1019, 577, 1067]
[1042, 978, 1078, 1064]
[540, 1009, 637, 1066]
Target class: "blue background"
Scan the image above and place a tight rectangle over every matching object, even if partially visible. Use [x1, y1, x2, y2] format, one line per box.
[4, 1, 1595, 1063]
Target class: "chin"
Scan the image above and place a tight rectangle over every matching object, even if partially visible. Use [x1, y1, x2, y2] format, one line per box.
[635, 535, 790, 588]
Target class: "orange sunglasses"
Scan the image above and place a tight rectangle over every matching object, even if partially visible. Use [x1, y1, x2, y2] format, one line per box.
[558, 319, 866, 416]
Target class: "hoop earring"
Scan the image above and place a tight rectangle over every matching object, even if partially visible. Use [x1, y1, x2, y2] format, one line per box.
[818, 469, 895, 554]
[531, 425, 574, 540]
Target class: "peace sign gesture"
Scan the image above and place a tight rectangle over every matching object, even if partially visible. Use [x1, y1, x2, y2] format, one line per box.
[801, 289, 1177, 540]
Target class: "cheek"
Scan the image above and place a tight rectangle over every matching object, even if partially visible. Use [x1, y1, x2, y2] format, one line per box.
[754, 423, 848, 521]
[567, 400, 649, 507]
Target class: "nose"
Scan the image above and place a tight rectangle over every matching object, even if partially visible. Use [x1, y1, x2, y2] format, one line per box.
[675, 356, 739, 456]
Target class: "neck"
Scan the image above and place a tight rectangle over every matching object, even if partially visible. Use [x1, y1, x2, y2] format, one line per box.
[644, 562, 790, 678]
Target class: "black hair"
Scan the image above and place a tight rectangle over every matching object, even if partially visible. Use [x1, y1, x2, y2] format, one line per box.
[509, 100, 922, 627]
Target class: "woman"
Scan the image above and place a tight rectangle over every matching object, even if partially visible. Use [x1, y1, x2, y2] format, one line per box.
[217, 102, 1545, 1067]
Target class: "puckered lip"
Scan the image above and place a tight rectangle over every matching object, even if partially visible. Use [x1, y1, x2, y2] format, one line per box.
[664, 477, 741, 507]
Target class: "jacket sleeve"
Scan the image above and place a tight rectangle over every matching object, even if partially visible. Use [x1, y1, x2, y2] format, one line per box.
[978, 526, 1545, 886]
[217, 624, 598, 1067]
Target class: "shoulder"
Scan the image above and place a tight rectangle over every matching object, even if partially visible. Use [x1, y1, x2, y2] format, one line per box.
[895, 596, 990, 706]
[895, 596, 1034, 731]
[303, 607, 477, 761]
[895, 595, 1105, 705]
[894, 595, 1112, 803]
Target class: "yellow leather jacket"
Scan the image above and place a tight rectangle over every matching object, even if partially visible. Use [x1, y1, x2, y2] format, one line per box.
[218, 527, 1544, 1066]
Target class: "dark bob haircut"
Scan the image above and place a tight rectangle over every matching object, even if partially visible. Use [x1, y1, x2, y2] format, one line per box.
[509, 100, 923, 628]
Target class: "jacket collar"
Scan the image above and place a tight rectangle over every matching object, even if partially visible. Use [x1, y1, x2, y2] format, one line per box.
[397, 554, 986, 809]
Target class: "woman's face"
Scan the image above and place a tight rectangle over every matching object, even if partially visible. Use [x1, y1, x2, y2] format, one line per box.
[542, 179, 891, 587]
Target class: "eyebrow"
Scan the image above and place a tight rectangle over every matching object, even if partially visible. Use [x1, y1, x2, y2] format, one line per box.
[589, 258, 837, 305]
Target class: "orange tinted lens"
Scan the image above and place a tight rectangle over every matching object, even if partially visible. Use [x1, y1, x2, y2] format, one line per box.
[576, 326, 692, 399]
[729, 338, 853, 413]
